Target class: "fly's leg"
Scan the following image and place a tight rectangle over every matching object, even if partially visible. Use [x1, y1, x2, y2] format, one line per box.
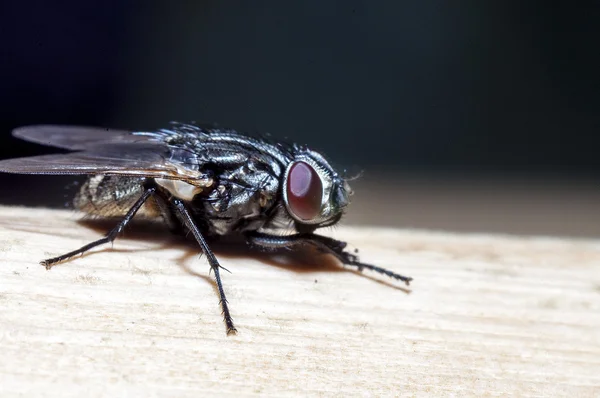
[41, 186, 156, 269]
[171, 198, 237, 335]
[247, 232, 412, 286]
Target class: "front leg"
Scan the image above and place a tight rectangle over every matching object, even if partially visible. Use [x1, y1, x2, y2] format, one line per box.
[246, 232, 412, 286]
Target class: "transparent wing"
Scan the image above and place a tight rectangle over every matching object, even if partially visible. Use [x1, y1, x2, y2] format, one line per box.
[0, 143, 205, 181]
[12, 125, 153, 150]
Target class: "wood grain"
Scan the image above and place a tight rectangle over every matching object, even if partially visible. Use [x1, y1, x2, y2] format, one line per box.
[0, 205, 599, 397]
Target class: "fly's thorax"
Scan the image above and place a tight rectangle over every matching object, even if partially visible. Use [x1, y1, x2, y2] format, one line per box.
[202, 159, 281, 235]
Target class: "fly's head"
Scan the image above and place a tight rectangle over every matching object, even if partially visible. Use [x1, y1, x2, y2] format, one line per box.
[282, 148, 353, 231]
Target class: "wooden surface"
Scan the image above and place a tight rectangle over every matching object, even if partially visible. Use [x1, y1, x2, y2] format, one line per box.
[0, 205, 599, 397]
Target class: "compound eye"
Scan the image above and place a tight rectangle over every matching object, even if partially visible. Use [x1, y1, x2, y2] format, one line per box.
[286, 161, 323, 221]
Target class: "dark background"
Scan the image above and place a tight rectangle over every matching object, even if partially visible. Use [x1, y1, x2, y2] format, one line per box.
[1, 1, 599, 235]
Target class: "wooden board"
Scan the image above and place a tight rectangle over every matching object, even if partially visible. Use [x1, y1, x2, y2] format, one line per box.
[0, 205, 599, 397]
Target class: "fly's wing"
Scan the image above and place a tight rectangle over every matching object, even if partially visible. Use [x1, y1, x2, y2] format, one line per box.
[0, 142, 208, 182]
[12, 125, 153, 150]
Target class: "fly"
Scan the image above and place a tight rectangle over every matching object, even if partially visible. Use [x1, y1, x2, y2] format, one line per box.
[0, 122, 412, 334]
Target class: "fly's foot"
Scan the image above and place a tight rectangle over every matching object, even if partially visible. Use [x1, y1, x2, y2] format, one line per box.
[341, 252, 412, 286]
[40, 256, 64, 270]
[40, 259, 55, 270]
[226, 326, 238, 336]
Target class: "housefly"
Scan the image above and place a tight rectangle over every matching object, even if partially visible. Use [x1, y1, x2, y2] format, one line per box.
[0, 122, 412, 334]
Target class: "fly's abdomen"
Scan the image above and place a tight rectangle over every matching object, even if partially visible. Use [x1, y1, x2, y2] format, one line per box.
[74, 175, 161, 218]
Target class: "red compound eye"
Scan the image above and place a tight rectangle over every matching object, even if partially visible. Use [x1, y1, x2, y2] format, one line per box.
[286, 161, 323, 221]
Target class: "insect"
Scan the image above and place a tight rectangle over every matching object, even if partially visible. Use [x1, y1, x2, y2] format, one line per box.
[0, 122, 412, 334]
